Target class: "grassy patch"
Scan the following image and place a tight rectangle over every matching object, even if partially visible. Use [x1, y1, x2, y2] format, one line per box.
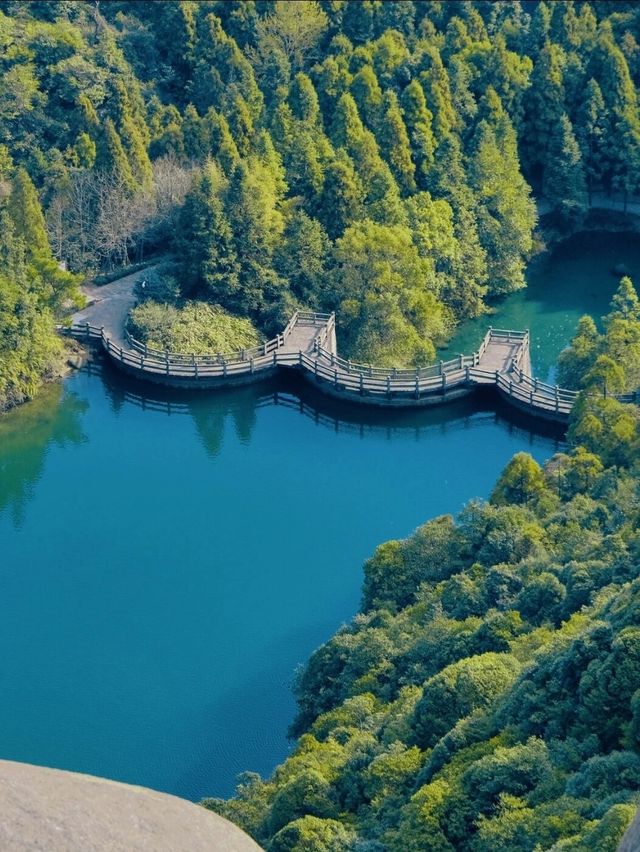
[127, 301, 263, 355]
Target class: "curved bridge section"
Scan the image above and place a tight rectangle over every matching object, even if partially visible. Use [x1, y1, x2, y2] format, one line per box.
[66, 311, 578, 423]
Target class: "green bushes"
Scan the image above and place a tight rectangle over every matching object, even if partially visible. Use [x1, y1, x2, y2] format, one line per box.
[126, 301, 262, 355]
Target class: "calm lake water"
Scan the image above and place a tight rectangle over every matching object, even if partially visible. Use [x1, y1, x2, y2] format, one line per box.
[0, 231, 636, 801]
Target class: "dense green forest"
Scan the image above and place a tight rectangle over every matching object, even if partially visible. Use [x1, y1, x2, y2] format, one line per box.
[2, 2, 640, 844]
[2, 0, 640, 409]
[208, 280, 640, 851]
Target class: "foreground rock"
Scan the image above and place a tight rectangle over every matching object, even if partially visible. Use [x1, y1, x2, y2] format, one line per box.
[0, 760, 261, 851]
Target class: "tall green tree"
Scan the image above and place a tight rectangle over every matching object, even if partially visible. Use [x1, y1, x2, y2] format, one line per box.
[178, 161, 240, 304]
[469, 115, 536, 295]
[400, 79, 436, 188]
[543, 114, 588, 227]
[575, 79, 608, 203]
[377, 91, 416, 196]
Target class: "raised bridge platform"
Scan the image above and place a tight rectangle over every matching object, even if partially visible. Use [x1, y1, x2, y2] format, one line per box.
[65, 310, 581, 423]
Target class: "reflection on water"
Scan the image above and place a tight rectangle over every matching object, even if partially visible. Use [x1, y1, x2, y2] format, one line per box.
[84, 355, 565, 455]
[0, 384, 87, 525]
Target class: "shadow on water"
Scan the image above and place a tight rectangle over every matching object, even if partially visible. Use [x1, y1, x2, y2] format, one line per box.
[0, 384, 87, 526]
[88, 353, 566, 453]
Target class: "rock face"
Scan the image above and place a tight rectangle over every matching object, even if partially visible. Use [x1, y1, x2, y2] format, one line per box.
[0, 760, 262, 851]
[619, 808, 640, 852]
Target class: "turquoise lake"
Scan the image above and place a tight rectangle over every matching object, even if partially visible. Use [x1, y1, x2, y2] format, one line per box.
[0, 230, 638, 801]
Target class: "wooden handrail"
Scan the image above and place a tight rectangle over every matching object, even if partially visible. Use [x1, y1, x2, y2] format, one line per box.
[63, 316, 620, 421]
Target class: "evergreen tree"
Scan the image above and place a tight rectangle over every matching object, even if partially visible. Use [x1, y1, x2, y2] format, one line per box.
[312, 55, 352, 120]
[289, 73, 321, 124]
[274, 210, 331, 305]
[427, 134, 488, 317]
[543, 114, 588, 228]
[350, 65, 383, 131]
[400, 79, 436, 189]
[522, 42, 566, 186]
[182, 105, 210, 163]
[96, 119, 136, 193]
[575, 79, 608, 203]
[342, 0, 376, 45]
[178, 162, 240, 303]
[226, 95, 255, 158]
[119, 112, 153, 189]
[316, 152, 365, 240]
[377, 91, 416, 196]
[330, 92, 365, 151]
[204, 108, 241, 174]
[589, 28, 640, 202]
[8, 168, 50, 258]
[418, 49, 458, 146]
[189, 14, 263, 120]
[470, 116, 536, 295]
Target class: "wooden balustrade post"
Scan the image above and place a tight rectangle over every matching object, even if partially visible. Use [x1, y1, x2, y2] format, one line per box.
[347, 360, 351, 373]
[165, 354, 169, 375]
[442, 372, 447, 392]
[250, 358, 254, 373]
[360, 372, 364, 394]
[439, 360, 444, 375]
[85, 322, 90, 339]
[495, 370, 499, 385]
[465, 365, 470, 381]
[223, 359, 228, 377]
[529, 389, 533, 404]
[415, 375, 420, 398]
[314, 359, 318, 378]
[534, 378, 539, 392]
[555, 385, 560, 412]
[387, 375, 391, 397]
[334, 368, 338, 387]
[459, 354, 464, 369]
[195, 362, 198, 378]
[331, 352, 335, 366]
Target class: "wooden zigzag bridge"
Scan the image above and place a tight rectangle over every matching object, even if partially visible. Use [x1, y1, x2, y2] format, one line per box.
[66, 310, 581, 424]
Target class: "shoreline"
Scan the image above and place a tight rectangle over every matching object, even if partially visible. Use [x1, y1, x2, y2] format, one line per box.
[4, 208, 639, 418]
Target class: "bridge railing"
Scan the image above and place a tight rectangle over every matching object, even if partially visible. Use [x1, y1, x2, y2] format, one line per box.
[313, 313, 336, 351]
[120, 310, 333, 367]
[313, 345, 477, 381]
[64, 322, 286, 378]
[62, 318, 600, 419]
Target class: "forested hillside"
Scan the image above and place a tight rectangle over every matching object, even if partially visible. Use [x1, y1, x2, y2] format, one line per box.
[209, 281, 640, 851]
[2, 0, 640, 409]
